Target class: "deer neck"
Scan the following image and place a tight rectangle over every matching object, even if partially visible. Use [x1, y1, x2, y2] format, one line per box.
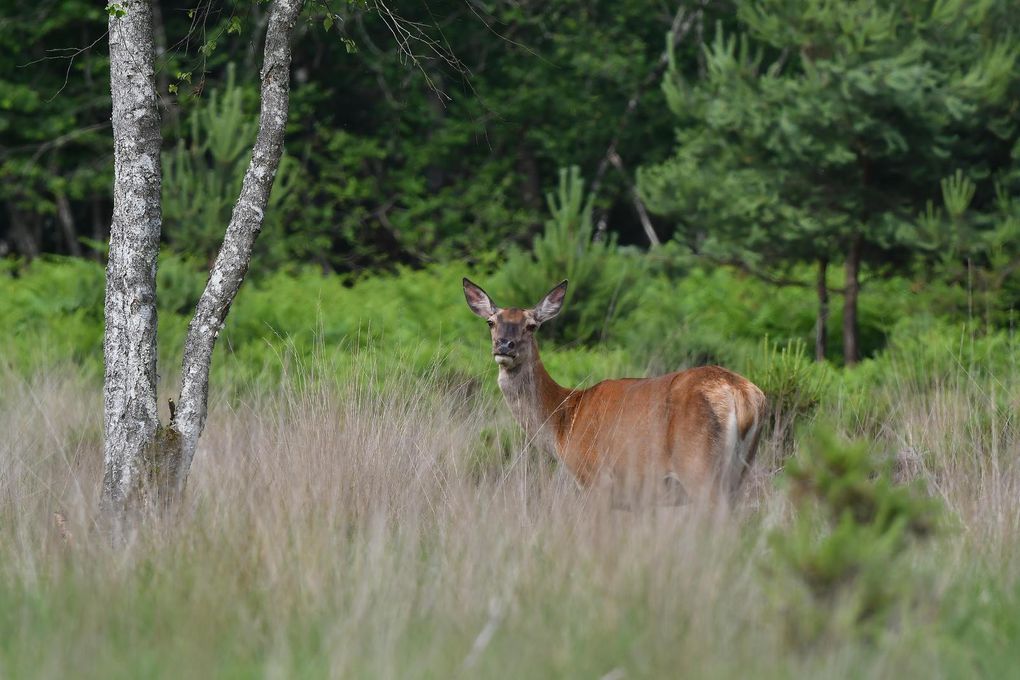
[497, 344, 572, 456]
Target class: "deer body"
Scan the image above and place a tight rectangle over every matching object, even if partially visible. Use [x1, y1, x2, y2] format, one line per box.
[465, 278, 766, 503]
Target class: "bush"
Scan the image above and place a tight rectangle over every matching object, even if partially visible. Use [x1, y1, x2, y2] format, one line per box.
[496, 167, 646, 345]
[162, 65, 299, 266]
[769, 427, 939, 644]
[743, 338, 831, 443]
[615, 265, 828, 373]
[0, 256, 105, 373]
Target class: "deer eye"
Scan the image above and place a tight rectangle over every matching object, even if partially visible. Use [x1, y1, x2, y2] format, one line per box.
[487, 319, 495, 328]
[525, 323, 538, 333]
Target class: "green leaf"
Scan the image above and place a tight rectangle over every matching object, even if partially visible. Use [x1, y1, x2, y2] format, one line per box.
[941, 169, 976, 219]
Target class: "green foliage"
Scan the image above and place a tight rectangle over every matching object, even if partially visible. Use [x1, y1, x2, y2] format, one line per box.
[214, 0, 689, 269]
[770, 427, 939, 642]
[638, 0, 1020, 359]
[0, 1, 110, 255]
[3, 250, 1011, 409]
[744, 338, 831, 437]
[786, 429, 935, 536]
[0, 252, 647, 397]
[0, 256, 105, 372]
[910, 171, 1020, 327]
[7, 3, 1020, 668]
[162, 65, 299, 265]
[497, 167, 646, 344]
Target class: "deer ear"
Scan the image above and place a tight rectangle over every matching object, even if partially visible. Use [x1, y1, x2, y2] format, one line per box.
[532, 280, 568, 323]
[463, 278, 499, 318]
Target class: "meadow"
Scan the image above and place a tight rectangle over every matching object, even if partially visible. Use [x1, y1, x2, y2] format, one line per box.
[4, 0, 1020, 675]
[2, 253, 1019, 678]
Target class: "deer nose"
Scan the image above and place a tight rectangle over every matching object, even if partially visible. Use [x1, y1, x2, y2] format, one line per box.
[495, 338, 516, 354]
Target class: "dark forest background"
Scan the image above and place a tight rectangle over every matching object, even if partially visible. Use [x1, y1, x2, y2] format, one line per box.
[2, 0, 1019, 367]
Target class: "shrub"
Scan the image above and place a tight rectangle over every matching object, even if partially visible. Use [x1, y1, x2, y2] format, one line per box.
[743, 338, 831, 443]
[162, 64, 299, 266]
[496, 167, 646, 345]
[768, 426, 939, 644]
[0, 256, 105, 373]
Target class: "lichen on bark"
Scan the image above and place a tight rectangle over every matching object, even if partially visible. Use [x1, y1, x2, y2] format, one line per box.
[173, 0, 305, 496]
[102, 0, 306, 527]
[101, 0, 163, 521]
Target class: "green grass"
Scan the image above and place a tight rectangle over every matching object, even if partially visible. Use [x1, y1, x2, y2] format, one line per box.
[2, 254, 1019, 676]
[1, 338, 1018, 678]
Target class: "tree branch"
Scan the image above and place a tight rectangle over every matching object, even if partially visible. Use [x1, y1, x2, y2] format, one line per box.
[608, 151, 660, 246]
[173, 0, 305, 493]
[698, 252, 849, 294]
[590, 2, 704, 206]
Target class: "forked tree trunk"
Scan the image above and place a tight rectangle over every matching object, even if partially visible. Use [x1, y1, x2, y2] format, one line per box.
[815, 257, 828, 362]
[101, 0, 305, 525]
[101, 0, 163, 519]
[842, 235, 862, 366]
[172, 0, 304, 496]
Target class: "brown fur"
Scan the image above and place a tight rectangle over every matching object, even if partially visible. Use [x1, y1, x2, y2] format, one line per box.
[541, 363, 765, 502]
[464, 279, 767, 504]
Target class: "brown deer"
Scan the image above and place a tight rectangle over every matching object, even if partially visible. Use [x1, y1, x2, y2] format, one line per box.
[463, 278, 766, 505]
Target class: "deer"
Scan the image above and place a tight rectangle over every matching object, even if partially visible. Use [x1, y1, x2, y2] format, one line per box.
[463, 278, 767, 506]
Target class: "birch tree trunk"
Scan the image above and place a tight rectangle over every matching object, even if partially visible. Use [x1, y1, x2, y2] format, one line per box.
[171, 0, 305, 495]
[101, 0, 305, 524]
[101, 0, 163, 519]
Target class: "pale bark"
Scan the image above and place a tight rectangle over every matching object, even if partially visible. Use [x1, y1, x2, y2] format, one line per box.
[102, 0, 163, 517]
[608, 151, 660, 247]
[172, 0, 305, 494]
[101, 0, 304, 523]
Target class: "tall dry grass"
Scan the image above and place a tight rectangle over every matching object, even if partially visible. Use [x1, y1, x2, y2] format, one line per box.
[1, 354, 1018, 678]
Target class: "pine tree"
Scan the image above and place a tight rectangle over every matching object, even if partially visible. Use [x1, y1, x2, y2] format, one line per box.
[639, 0, 1020, 364]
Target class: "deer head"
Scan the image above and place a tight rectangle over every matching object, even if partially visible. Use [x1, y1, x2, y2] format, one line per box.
[462, 278, 567, 371]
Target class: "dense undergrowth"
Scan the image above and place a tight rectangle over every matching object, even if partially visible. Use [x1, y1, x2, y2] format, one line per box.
[2, 250, 1019, 677]
[0, 345, 1018, 677]
[3, 248, 1016, 448]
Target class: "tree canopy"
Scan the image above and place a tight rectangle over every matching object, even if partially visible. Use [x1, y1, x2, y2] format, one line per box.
[3, 0, 1020, 363]
[638, 0, 1020, 361]
[2, 0, 708, 267]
